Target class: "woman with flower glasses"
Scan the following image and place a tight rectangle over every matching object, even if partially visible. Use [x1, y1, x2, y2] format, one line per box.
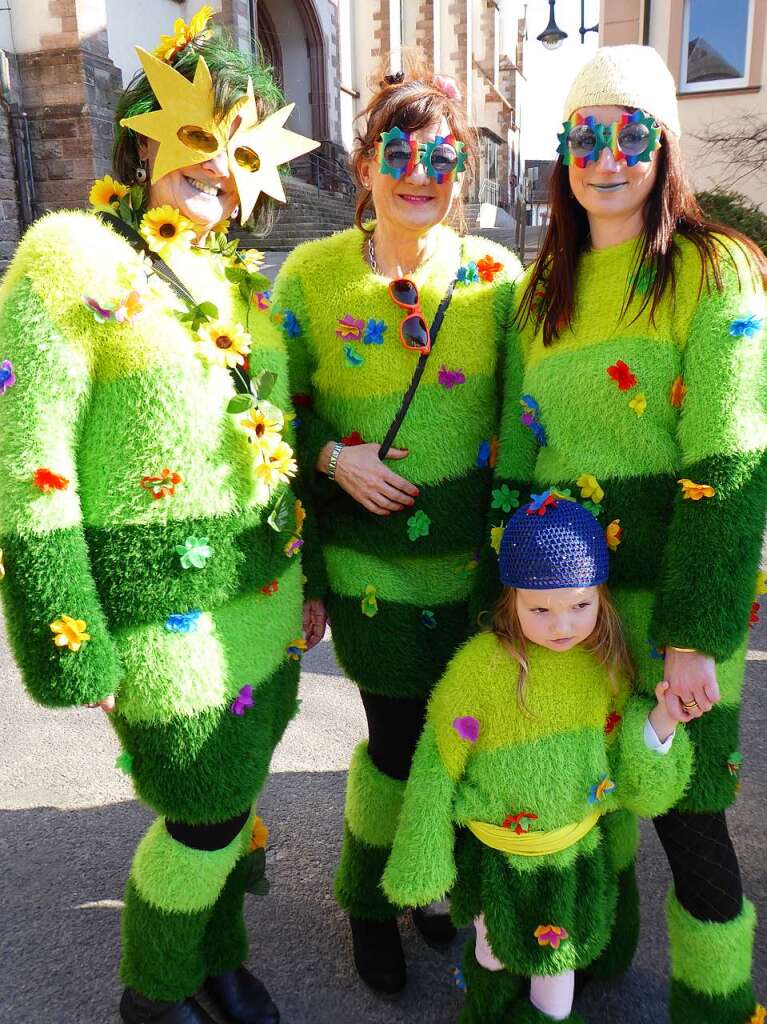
[271, 58, 521, 994]
[487, 46, 766, 1024]
[0, 8, 316, 1024]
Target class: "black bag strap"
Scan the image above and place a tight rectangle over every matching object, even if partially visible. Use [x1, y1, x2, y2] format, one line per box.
[378, 275, 457, 460]
[98, 211, 252, 395]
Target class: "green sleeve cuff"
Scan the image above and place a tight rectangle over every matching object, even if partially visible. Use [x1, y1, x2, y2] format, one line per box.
[613, 698, 693, 817]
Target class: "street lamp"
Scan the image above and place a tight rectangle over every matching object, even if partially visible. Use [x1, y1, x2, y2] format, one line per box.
[536, 0, 567, 50]
[579, 0, 599, 43]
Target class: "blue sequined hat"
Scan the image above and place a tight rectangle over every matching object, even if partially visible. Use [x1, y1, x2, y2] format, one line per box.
[498, 491, 610, 589]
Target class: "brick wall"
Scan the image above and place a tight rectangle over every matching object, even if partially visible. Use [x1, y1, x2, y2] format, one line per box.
[416, 0, 434, 57]
[371, 0, 390, 60]
[448, 0, 468, 82]
[0, 104, 22, 269]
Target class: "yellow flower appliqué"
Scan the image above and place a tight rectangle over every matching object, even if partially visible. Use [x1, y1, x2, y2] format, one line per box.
[250, 815, 269, 851]
[254, 441, 297, 488]
[678, 479, 716, 501]
[140, 206, 196, 259]
[628, 392, 647, 417]
[153, 4, 215, 62]
[606, 519, 622, 551]
[755, 570, 767, 599]
[577, 474, 604, 504]
[89, 175, 129, 211]
[197, 320, 252, 369]
[490, 523, 505, 555]
[50, 615, 91, 652]
[748, 1005, 765, 1024]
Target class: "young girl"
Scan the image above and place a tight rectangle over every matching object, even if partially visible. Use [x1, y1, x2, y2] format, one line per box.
[383, 494, 696, 1023]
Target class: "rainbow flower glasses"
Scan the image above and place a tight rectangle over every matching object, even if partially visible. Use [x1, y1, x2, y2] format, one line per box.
[557, 110, 661, 168]
[377, 126, 467, 183]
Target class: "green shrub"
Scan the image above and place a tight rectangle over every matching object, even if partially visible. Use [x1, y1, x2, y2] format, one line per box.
[696, 188, 767, 255]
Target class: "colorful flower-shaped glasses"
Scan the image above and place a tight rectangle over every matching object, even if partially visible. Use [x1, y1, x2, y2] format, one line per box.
[378, 126, 467, 183]
[557, 110, 661, 168]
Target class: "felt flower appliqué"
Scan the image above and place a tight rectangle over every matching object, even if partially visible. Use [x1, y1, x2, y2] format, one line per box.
[527, 491, 557, 516]
[577, 474, 604, 504]
[748, 1006, 766, 1024]
[605, 519, 622, 551]
[344, 343, 364, 368]
[438, 365, 466, 389]
[0, 358, 16, 394]
[730, 314, 763, 338]
[477, 255, 503, 282]
[749, 602, 760, 628]
[177, 537, 213, 569]
[197, 319, 252, 369]
[452, 966, 467, 993]
[115, 751, 134, 776]
[336, 315, 365, 341]
[490, 523, 505, 555]
[588, 775, 616, 804]
[534, 925, 569, 950]
[452, 716, 480, 743]
[407, 509, 431, 541]
[754, 570, 766, 598]
[361, 584, 378, 618]
[604, 710, 622, 735]
[254, 441, 297, 487]
[141, 468, 183, 499]
[520, 394, 547, 446]
[727, 752, 743, 776]
[421, 610, 437, 629]
[165, 610, 202, 634]
[502, 811, 538, 835]
[33, 468, 69, 493]
[364, 319, 386, 345]
[253, 292, 271, 311]
[491, 485, 520, 514]
[250, 815, 269, 851]
[140, 205, 196, 258]
[281, 311, 301, 338]
[231, 684, 255, 716]
[630, 262, 656, 296]
[582, 500, 602, 519]
[342, 431, 365, 446]
[628, 392, 647, 417]
[284, 536, 304, 558]
[261, 579, 279, 596]
[476, 440, 491, 468]
[670, 375, 687, 408]
[287, 638, 308, 661]
[678, 478, 716, 500]
[456, 261, 479, 285]
[88, 174, 129, 211]
[607, 360, 637, 391]
[50, 615, 91, 651]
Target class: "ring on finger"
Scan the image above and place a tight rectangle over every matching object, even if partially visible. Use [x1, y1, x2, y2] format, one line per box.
[682, 699, 699, 710]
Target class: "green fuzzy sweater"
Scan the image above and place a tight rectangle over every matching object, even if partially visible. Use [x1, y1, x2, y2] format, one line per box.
[492, 235, 767, 812]
[0, 212, 302, 809]
[271, 225, 521, 698]
[383, 632, 693, 975]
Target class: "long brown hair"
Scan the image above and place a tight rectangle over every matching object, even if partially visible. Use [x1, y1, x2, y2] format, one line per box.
[491, 584, 633, 712]
[517, 129, 767, 345]
[350, 53, 477, 233]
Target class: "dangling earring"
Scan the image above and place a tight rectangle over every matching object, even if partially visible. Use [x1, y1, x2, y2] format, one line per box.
[135, 159, 148, 184]
[231, 205, 240, 220]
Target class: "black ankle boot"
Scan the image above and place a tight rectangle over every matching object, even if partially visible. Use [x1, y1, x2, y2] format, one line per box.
[410, 905, 457, 945]
[349, 915, 406, 994]
[119, 989, 216, 1024]
[203, 966, 279, 1024]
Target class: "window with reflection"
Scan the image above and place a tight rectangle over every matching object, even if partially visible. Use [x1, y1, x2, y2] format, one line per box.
[681, 0, 753, 92]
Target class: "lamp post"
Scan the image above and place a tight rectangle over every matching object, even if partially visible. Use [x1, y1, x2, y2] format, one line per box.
[536, 0, 567, 50]
[579, 0, 599, 43]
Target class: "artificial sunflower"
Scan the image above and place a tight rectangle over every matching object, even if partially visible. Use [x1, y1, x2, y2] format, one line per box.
[50, 614, 91, 652]
[239, 249, 265, 273]
[254, 441, 297, 488]
[197, 319, 252, 368]
[678, 478, 716, 501]
[140, 206, 196, 258]
[89, 175, 129, 211]
[239, 402, 284, 454]
[153, 4, 215, 62]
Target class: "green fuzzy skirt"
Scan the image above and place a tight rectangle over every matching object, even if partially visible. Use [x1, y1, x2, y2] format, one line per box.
[450, 825, 618, 976]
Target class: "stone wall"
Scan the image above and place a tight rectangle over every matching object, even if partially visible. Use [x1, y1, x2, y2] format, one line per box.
[0, 101, 22, 268]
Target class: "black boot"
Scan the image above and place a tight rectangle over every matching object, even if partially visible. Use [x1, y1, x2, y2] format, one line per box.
[120, 989, 216, 1024]
[349, 915, 406, 995]
[410, 905, 457, 945]
[203, 966, 280, 1024]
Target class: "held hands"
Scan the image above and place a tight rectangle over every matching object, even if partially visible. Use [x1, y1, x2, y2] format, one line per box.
[84, 694, 116, 713]
[662, 647, 720, 723]
[303, 598, 328, 652]
[326, 442, 420, 516]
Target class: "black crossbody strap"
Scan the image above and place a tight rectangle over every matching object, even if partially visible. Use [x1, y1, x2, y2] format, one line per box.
[378, 276, 457, 460]
[98, 212, 252, 395]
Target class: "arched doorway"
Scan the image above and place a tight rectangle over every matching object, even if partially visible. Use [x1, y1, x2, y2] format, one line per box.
[255, 0, 329, 143]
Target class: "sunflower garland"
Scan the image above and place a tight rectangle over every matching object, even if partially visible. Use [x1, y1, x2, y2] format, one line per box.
[140, 205, 197, 258]
[153, 5, 215, 63]
[196, 318, 252, 368]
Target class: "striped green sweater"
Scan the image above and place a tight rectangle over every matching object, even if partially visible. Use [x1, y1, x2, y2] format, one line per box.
[493, 234, 767, 812]
[272, 224, 521, 698]
[0, 212, 302, 804]
[383, 633, 692, 974]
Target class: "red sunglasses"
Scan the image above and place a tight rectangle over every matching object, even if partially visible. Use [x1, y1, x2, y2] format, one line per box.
[388, 278, 430, 354]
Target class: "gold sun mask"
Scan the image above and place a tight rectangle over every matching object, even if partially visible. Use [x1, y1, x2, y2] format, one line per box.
[120, 47, 319, 223]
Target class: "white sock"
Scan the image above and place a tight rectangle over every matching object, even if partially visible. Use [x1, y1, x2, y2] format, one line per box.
[529, 971, 575, 1020]
[473, 914, 505, 971]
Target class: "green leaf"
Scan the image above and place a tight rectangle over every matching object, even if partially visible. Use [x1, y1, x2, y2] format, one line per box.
[197, 301, 219, 318]
[244, 849, 270, 896]
[227, 393, 255, 414]
[223, 239, 240, 257]
[252, 370, 277, 400]
[239, 281, 251, 306]
[129, 185, 145, 211]
[225, 266, 247, 284]
[118, 196, 133, 222]
[267, 496, 290, 533]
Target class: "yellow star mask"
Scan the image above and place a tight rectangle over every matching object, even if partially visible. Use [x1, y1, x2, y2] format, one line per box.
[120, 47, 244, 183]
[227, 79, 320, 223]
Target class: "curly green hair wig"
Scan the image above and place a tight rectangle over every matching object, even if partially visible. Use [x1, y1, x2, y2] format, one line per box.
[113, 30, 284, 233]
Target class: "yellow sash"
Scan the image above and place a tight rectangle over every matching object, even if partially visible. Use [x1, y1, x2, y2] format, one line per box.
[466, 809, 601, 857]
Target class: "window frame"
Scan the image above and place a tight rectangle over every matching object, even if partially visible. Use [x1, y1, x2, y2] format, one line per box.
[679, 0, 755, 94]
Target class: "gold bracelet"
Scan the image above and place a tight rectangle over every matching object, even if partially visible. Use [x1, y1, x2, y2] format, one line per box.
[668, 645, 696, 653]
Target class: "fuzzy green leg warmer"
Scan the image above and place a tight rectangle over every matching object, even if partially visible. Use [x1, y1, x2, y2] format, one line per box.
[457, 934, 525, 1024]
[667, 890, 759, 1024]
[334, 741, 406, 920]
[583, 863, 640, 981]
[509, 1001, 585, 1024]
[121, 817, 251, 1000]
[202, 853, 252, 978]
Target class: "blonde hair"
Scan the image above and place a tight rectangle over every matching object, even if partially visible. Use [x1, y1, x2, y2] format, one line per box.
[490, 584, 634, 712]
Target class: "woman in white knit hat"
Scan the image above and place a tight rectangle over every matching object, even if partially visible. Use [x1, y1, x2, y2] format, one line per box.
[486, 44, 766, 1023]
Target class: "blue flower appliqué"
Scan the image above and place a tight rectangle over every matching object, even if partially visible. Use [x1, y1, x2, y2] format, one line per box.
[344, 343, 364, 367]
[476, 439, 491, 468]
[521, 394, 547, 446]
[165, 610, 203, 634]
[729, 314, 763, 338]
[364, 319, 387, 345]
[456, 261, 479, 286]
[281, 310, 301, 338]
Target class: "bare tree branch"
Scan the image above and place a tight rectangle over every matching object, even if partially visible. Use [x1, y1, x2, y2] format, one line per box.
[691, 112, 767, 189]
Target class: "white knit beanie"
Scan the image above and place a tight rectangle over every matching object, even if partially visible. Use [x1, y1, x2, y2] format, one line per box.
[563, 45, 681, 136]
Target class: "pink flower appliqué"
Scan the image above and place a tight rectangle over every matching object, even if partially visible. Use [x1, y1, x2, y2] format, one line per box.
[452, 716, 480, 743]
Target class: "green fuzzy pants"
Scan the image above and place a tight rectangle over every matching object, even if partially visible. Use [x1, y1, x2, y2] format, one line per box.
[113, 658, 299, 1001]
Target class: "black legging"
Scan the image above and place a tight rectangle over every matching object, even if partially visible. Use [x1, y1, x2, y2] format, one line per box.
[360, 690, 428, 781]
[654, 808, 744, 922]
[166, 809, 251, 851]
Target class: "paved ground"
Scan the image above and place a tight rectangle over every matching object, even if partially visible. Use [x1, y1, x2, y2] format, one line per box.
[1, 602, 765, 1024]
